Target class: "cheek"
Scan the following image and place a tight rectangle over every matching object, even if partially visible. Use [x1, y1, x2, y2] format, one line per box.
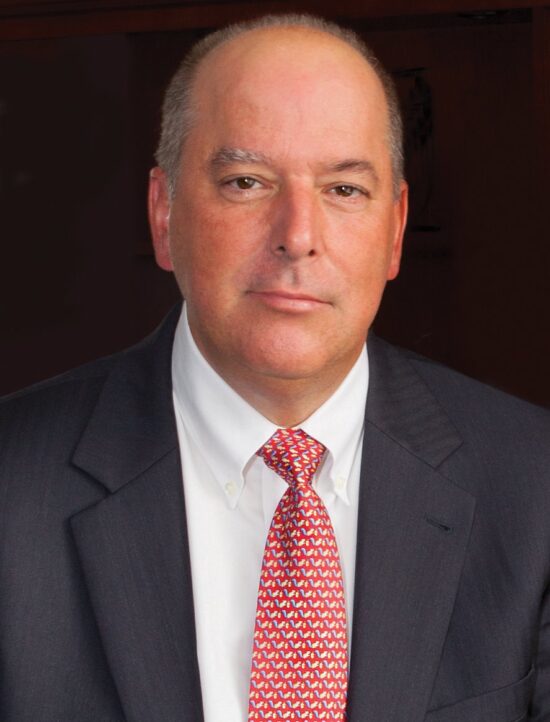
[187, 209, 271, 282]
[333, 222, 398, 315]
[169, 212, 252, 306]
[169, 200, 225, 272]
[337, 222, 393, 280]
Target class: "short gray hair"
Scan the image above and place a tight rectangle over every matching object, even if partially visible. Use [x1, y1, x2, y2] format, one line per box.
[155, 13, 404, 198]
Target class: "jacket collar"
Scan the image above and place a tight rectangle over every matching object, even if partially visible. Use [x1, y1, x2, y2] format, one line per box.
[72, 304, 180, 492]
[365, 334, 463, 467]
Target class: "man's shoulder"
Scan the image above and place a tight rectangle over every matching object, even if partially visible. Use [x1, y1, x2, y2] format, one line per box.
[0, 306, 181, 453]
[1, 350, 118, 421]
[0, 351, 123, 468]
[414, 349, 547, 422]
[2, 353, 114, 402]
[367, 336, 550, 520]
[1, 306, 181, 417]
[373, 335, 550, 444]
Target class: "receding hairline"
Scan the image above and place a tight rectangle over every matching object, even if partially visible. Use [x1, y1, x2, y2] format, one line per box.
[194, 22, 377, 78]
[189, 23, 390, 131]
[192, 24, 389, 125]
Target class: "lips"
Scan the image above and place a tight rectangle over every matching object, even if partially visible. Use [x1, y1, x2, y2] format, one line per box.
[247, 289, 327, 312]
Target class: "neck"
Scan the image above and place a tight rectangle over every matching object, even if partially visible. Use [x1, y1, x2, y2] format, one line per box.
[211, 363, 353, 427]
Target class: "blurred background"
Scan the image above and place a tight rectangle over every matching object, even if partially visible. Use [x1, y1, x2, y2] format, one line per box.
[1, 0, 549, 405]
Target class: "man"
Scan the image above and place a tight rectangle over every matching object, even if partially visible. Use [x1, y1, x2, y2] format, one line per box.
[1, 13, 549, 722]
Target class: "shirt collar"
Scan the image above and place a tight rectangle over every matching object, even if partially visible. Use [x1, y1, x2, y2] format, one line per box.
[172, 304, 368, 509]
[299, 347, 368, 505]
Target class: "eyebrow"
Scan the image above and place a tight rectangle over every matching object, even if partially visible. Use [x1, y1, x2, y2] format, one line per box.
[324, 159, 380, 185]
[209, 147, 272, 168]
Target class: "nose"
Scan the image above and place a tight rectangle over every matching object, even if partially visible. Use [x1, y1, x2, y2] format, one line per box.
[269, 186, 323, 261]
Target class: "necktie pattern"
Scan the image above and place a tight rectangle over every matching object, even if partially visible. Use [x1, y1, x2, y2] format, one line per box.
[249, 427, 348, 720]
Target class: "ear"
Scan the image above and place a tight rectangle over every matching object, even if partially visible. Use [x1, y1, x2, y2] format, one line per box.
[387, 180, 409, 281]
[148, 167, 174, 271]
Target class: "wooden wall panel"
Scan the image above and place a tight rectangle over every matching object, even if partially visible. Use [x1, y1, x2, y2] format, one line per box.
[0, 0, 547, 40]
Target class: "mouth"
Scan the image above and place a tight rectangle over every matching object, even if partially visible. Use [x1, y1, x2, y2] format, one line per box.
[247, 289, 328, 313]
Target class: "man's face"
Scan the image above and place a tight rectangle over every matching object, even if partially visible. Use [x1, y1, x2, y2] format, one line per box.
[150, 27, 407, 396]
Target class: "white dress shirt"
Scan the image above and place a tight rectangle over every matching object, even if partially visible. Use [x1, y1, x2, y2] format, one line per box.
[171, 304, 368, 722]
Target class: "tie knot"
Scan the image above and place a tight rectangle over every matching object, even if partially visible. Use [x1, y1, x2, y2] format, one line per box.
[257, 427, 326, 487]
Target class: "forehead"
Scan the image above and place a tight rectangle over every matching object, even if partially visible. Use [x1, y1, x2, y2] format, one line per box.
[188, 27, 390, 165]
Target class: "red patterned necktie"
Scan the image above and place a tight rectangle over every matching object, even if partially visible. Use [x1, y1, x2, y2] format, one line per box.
[248, 427, 348, 721]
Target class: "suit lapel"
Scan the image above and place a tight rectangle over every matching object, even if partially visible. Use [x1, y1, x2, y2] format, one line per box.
[70, 306, 204, 722]
[347, 337, 476, 722]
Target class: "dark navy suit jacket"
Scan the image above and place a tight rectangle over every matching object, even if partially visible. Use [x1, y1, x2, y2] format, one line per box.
[2, 305, 550, 721]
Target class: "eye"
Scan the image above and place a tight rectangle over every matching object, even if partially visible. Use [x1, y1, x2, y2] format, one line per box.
[330, 184, 364, 199]
[228, 176, 261, 190]
[218, 174, 271, 202]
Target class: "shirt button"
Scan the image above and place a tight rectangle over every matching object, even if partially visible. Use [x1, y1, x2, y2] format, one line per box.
[225, 481, 237, 496]
[335, 477, 346, 490]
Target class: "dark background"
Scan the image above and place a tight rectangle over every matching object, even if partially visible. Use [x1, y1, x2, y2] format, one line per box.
[1, 0, 549, 405]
